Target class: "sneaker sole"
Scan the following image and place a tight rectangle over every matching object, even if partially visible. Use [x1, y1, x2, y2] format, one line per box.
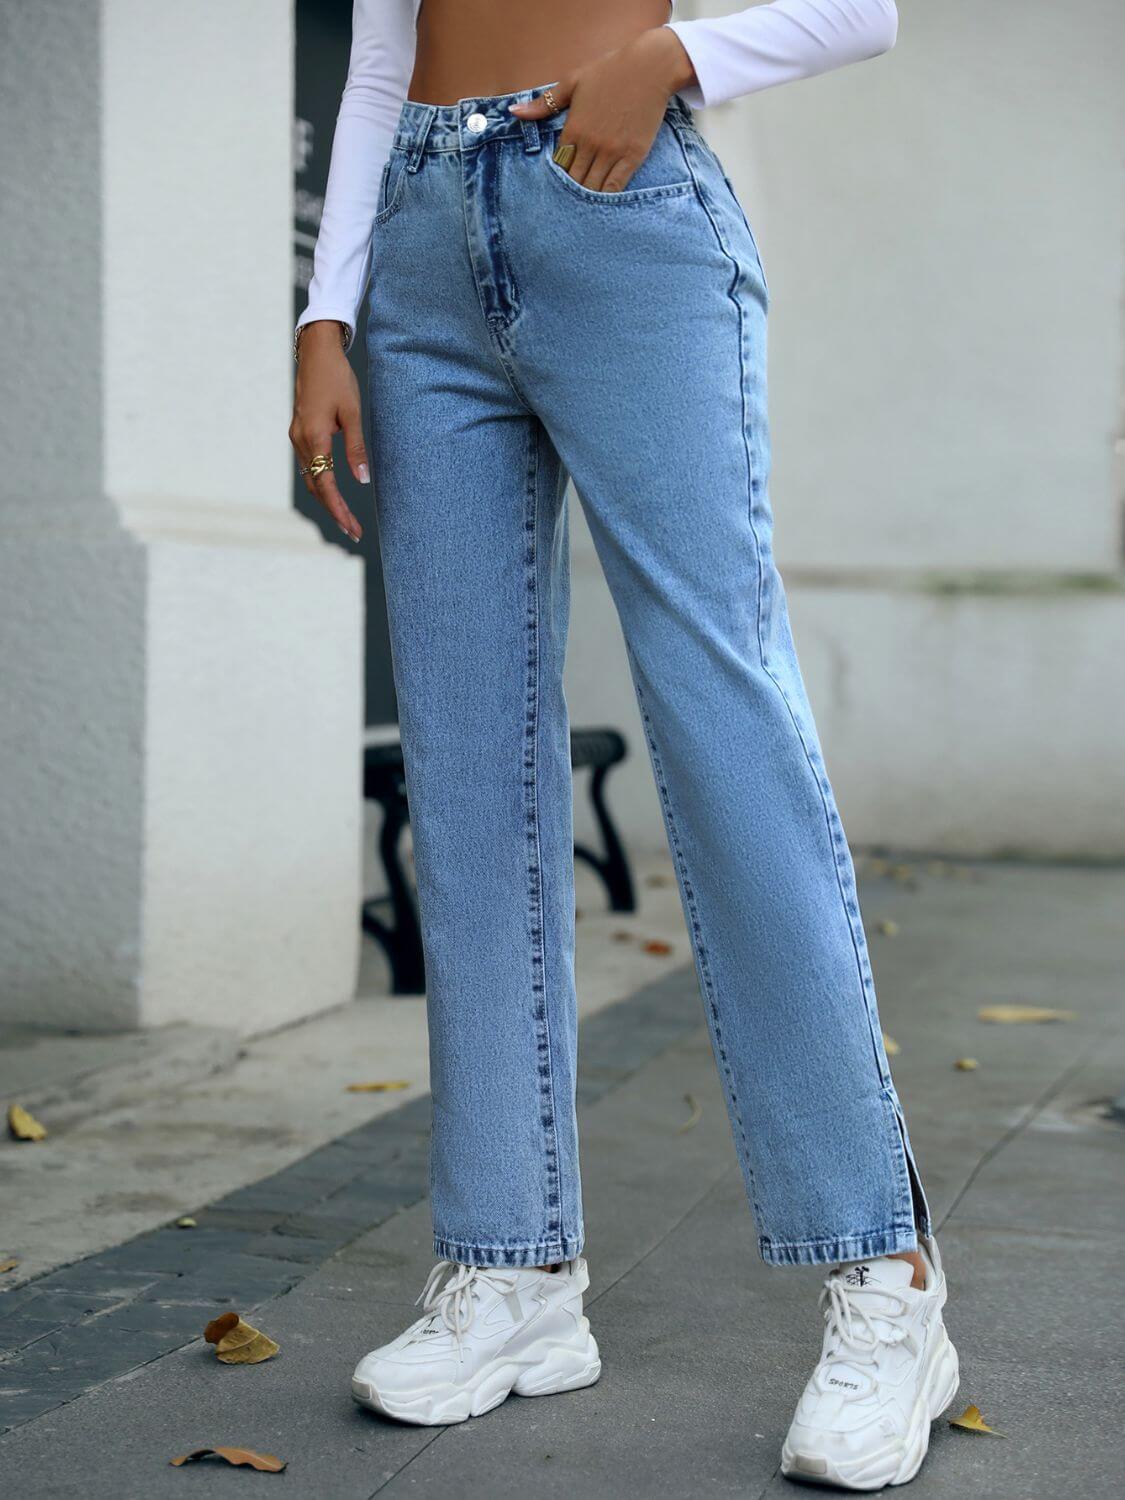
[780, 1329, 960, 1491]
[351, 1329, 601, 1426]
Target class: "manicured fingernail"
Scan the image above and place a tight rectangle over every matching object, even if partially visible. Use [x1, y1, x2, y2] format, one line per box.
[338, 523, 353, 540]
[358, 463, 370, 484]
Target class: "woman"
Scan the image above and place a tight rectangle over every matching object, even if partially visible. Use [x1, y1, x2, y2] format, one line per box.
[291, 1, 957, 1488]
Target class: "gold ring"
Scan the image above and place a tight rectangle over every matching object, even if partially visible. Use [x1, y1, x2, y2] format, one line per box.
[302, 453, 334, 478]
[542, 86, 559, 113]
[552, 142, 576, 172]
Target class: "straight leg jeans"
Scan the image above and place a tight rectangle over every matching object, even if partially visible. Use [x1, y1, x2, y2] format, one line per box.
[366, 87, 931, 1269]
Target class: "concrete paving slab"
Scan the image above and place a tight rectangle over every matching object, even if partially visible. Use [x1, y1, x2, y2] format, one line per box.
[377, 1176, 807, 1499]
[0, 951, 713, 1435]
[0, 861, 1121, 1497]
[0, 855, 690, 1287]
[0, 1020, 742, 1495]
[949, 1041, 1125, 1239]
[0, 1296, 439, 1500]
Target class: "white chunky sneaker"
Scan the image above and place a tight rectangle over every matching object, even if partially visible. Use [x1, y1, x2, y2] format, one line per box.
[351, 1257, 601, 1425]
[781, 1237, 959, 1491]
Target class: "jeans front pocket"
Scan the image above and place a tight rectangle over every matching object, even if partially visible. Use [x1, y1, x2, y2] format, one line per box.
[374, 150, 409, 225]
[543, 120, 695, 206]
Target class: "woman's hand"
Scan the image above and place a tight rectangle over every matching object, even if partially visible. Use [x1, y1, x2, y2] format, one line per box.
[289, 321, 367, 543]
[509, 26, 696, 193]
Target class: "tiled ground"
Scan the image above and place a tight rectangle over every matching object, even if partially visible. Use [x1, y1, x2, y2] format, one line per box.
[1, 862, 1122, 1497]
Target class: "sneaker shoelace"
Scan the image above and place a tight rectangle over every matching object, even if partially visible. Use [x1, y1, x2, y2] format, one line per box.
[819, 1272, 913, 1376]
[411, 1261, 524, 1351]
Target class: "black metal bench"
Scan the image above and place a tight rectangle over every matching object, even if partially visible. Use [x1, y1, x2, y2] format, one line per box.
[362, 727, 636, 994]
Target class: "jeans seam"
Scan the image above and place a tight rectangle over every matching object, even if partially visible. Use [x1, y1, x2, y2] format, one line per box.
[684, 144, 887, 1075]
[494, 143, 522, 316]
[885, 1087, 933, 1236]
[433, 1231, 584, 1267]
[458, 147, 534, 414]
[759, 1226, 920, 1266]
[683, 136, 895, 1081]
[678, 132, 919, 1244]
[524, 421, 564, 1253]
[624, 643, 764, 1230]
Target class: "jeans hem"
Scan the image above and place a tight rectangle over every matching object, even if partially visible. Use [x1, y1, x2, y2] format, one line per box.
[759, 1225, 919, 1268]
[433, 1233, 584, 1268]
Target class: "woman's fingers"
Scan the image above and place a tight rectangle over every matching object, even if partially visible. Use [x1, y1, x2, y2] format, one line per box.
[508, 79, 574, 118]
[584, 154, 635, 195]
[560, 139, 596, 186]
[340, 402, 370, 486]
[315, 463, 363, 543]
[296, 431, 363, 543]
[290, 341, 367, 543]
[508, 74, 636, 190]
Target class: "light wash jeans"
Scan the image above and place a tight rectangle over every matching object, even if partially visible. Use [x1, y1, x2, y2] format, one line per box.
[367, 86, 931, 1269]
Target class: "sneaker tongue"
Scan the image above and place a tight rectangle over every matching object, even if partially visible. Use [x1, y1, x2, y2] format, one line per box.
[838, 1256, 915, 1293]
[820, 1258, 916, 1390]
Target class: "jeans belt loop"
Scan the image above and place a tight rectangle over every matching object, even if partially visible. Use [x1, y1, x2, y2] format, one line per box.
[406, 105, 437, 173]
[520, 115, 541, 155]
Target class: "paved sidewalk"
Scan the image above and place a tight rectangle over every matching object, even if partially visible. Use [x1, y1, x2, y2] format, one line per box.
[1, 861, 1122, 1497]
[0, 858, 689, 1284]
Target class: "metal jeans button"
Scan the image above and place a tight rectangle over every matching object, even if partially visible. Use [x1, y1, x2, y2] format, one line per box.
[465, 112, 487, 134]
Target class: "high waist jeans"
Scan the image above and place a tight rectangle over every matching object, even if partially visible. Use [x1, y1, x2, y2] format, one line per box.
[366, 86, 931, 1268]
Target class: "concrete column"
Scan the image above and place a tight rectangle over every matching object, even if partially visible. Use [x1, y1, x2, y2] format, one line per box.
[0, 0, 365, 1029]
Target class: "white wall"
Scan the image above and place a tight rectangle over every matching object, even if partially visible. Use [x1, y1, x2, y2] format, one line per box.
[714, 0, 1123, 573]
[567, 0, 1125, 860]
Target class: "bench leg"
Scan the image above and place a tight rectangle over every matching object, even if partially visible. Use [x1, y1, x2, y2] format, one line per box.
[573, 763, 636, 912]
[362, 789, 426, 994]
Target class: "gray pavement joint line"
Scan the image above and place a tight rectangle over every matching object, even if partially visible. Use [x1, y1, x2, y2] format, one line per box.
[365, 1428, 447, 1499]
[0, 1330, 207, 1444]
[935, 1027, 1114, 1234]
[348, 1025, 1113, 1498]
[359, 1132, 740, 1492]
[0, 969, 709, 1438]
[317, 1007, 1112, 1496]
[584, 1159, 742, 1314]
[755, 1462, 783, 1499]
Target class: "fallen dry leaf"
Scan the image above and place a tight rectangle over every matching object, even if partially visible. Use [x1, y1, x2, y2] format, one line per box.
[949, 1403, 1003, 1437]
[954, 1058, 979, 1071]
[176, 1217, 197, 1229]
[345, 1080, 410, 1094]
[0, 1258, 19, 1274]
[676, 1093, 702, 1134]
[7, 1104, 47, 1142]
[875, 919, 899, 937]
[643, 939, 673, 956]
[204, 1312, 279, 1365]
[882, 1033, 901, 1056]
[205, 1312, 240, 1343]
[170, 1447, 286, 1472]
[978, 1005, 1074, 1024]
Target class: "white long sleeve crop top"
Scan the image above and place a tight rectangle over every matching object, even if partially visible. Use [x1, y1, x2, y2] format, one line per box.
[297, 1, 898, 347]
